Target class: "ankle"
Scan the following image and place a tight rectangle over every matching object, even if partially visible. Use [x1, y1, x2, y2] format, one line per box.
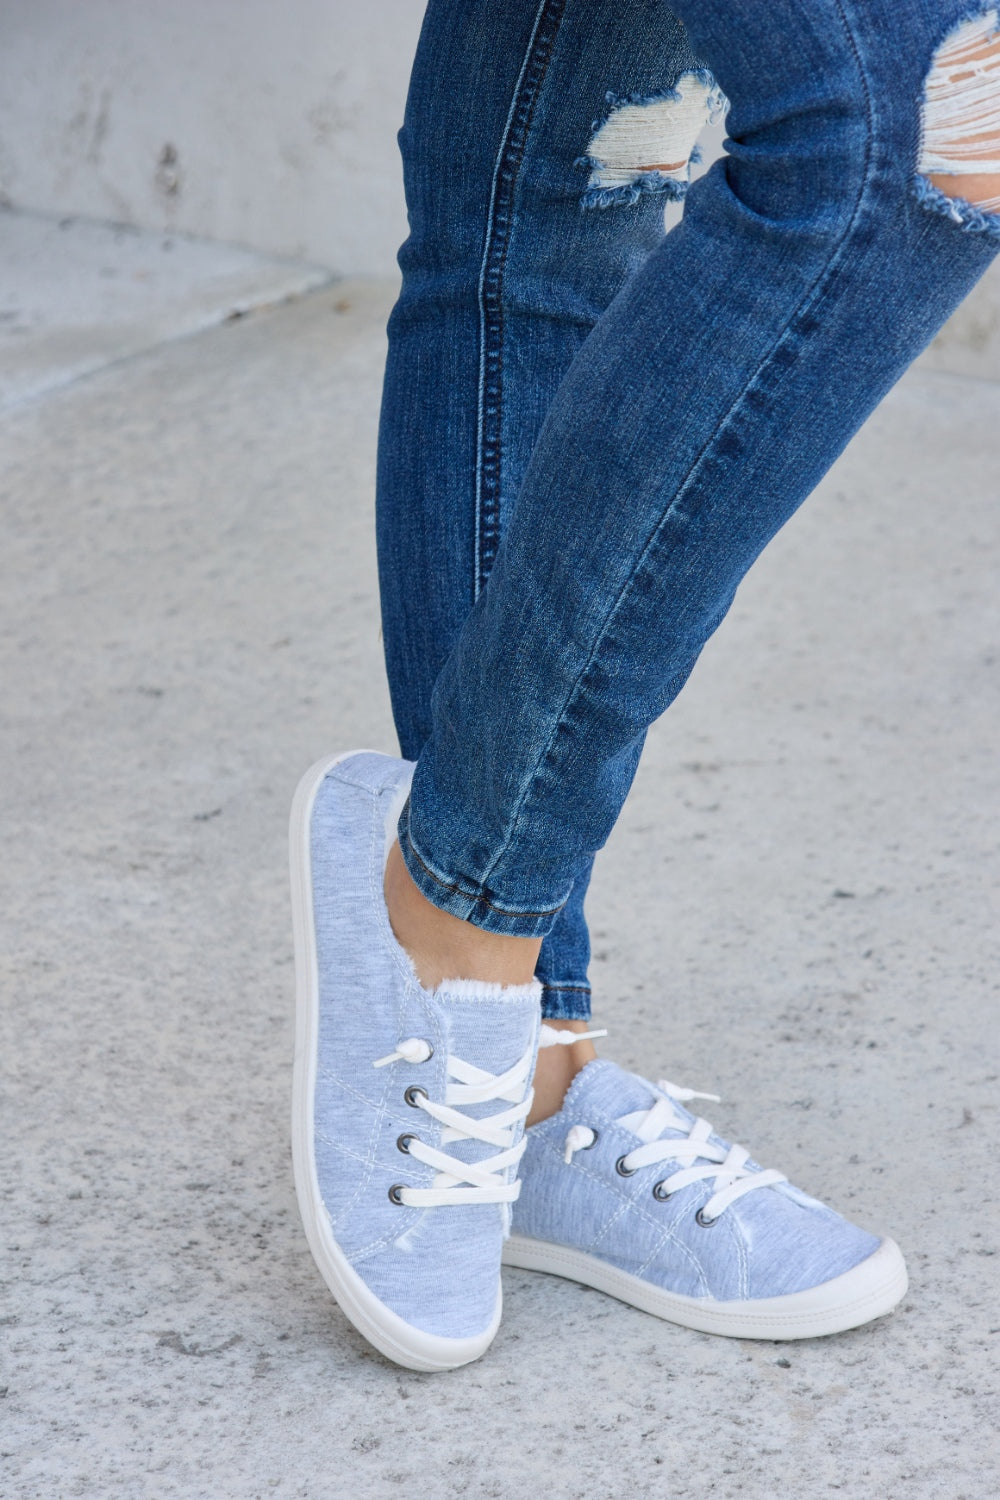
[384, 839, 542, 991]
[527, 1020, 599, 1127]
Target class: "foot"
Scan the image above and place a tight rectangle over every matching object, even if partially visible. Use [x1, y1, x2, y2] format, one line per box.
[290, 750, 541, 1371]
[505, 1054, 908, 1339]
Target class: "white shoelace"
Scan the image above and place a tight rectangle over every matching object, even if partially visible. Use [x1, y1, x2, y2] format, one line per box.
[539, 1024, 608, 1048]
[565, 1080, 787, 1223]
[372, 1038, 536, 1207]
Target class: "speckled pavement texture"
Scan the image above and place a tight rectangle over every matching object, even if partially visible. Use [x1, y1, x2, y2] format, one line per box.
[2, 276, 998, 1499]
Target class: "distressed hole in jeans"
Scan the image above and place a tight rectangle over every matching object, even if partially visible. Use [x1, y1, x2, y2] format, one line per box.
[915, 8, 1000, 232]
[579, 70, 728, 210]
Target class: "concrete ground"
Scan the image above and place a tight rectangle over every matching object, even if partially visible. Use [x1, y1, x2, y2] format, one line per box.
[1, 214, 999, 1500]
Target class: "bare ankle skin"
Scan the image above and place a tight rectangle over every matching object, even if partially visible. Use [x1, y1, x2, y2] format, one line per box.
[383, 841, 598, 1125]
[528, 1019, 598, 1127]
[384, 839, 542, 990]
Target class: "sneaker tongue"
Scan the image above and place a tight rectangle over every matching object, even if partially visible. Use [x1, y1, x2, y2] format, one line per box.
[434, 979, 541, 1077]
[562, 1059, 691, 1136]
[430, 980, 541, 1165]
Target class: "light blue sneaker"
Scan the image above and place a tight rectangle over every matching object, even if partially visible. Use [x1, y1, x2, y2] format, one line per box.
[290, 751, 541, 1371]
[505, 1050, 908, 1340]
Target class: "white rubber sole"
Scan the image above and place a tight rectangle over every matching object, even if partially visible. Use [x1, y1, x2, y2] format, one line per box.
[289, 750, 501, 1373]
[502, 1233, 908, 1340]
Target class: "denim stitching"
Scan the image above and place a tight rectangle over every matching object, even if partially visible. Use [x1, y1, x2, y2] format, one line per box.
[475, 0, 568, 597]
[476, 0, 878, 895]
[404, 816, 569, 921]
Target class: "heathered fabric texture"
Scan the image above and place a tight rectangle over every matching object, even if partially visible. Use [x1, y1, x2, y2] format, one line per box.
[511, 1060, 880, 1301]
[309, 752, 541, 1339]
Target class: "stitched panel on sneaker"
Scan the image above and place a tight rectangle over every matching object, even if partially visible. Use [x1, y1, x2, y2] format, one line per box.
[307, 757, 541, 1338]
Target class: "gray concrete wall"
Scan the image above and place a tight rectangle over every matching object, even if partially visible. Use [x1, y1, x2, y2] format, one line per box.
[1, 2, 998, 371]
[0, 1, 423, 275]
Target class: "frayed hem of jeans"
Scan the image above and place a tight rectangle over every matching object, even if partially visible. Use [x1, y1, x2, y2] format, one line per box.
[911, 172, 1000, 240]
[578, 167, 690, 211]
[595, 71, 727, 124]
[576, 69, 727, 211]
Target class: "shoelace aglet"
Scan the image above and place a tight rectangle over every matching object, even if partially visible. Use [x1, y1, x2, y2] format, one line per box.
[563, 1124, 597, 1163]
[658, 1078, 721, 1105]
[539, 1025, 609, 1048]
[372, 1037, 433, 1068]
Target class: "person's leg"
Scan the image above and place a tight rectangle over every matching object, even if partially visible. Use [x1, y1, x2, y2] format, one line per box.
[377, 0, 720, 1035]
[295, 0, 1000, 1361]
[395, 0, 1000, 983]
[377, 0, 999, 1335]
[294, 0, 720, 1372]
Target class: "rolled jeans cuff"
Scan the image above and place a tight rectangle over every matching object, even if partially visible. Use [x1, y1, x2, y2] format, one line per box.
[540, 983, 593, 1022]
[398, 801, 570, 941]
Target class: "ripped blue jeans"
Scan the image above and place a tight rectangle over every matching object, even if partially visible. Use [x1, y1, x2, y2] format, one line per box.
[376, 0, 1000, 1020]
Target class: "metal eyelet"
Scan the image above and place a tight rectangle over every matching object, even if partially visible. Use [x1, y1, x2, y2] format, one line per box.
[404, 1085, 428, 1108]
[396, 1134, 417, 1154]
[652, 1181, 672, 1201]
[615, 1155, 637, 1177]
[695, 1207, 718, 1228]
[388, 1184, 406, 1205]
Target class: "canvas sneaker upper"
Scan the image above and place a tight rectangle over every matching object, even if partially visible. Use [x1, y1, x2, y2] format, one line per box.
[505, 1053, 907, 1337]
[291, 751, 541, 1369]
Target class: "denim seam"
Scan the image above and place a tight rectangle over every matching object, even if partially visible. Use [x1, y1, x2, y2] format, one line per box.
[475, 0, 878, 900]
[404, 815, 569, 921]
[540, 987, 593, 1022]
[541, 981, 592, 993]
[474, 0, 568, 597]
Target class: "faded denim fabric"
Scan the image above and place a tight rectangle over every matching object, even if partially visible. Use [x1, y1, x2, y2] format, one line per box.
[309, 753, 541, 1339]
[376, 0, 1000, 1021]
[511, 1061, 879, 1299]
